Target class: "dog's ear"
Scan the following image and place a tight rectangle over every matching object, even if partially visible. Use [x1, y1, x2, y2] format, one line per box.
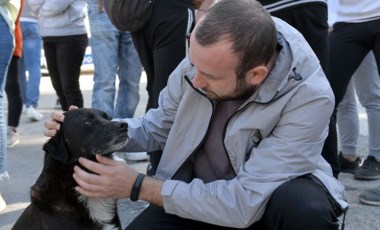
[42, 129, 69, 162]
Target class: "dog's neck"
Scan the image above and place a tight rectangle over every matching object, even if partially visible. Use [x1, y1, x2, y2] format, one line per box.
[31, 153, 120, 229]
[77, 195, 119, 230]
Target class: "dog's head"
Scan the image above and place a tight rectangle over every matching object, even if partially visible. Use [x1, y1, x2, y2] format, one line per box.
[43, 108, 129, 163]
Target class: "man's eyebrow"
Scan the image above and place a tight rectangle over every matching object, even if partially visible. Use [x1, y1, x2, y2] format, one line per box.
[198, 69, 219, 79]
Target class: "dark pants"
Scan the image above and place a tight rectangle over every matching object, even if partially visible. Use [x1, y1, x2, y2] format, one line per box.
[131, 0, 194, 174]
[5, 56, 23, 127]
[326, 18, 380, 177]
[43, 34, 88, 111]
[126, 176, 342, 230]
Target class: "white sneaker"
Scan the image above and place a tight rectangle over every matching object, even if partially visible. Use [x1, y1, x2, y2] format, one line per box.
[7, 127, 19, 148]
[119, 152, 149, 161]
[27, 106, 43, 121]
[0, 172, 9, 181]
[0, 193, 6, 212]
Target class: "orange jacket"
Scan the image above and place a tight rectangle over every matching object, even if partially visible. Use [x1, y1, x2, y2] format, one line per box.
[13, 0, 24, 58]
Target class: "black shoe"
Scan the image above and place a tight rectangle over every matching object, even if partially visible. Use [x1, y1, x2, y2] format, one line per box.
[339, 152, 360, 174]
[355, 156, 380, 180]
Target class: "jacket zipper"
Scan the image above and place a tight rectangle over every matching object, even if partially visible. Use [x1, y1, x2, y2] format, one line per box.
[171, 76, 215, 179]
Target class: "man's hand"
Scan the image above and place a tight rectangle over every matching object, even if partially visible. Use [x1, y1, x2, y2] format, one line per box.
[43, 105, 78, 137]
[73, 155, 138, 199]
[74, 154, 165, 206]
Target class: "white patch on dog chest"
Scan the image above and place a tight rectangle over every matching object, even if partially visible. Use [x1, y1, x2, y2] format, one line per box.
[78, 195, 119, 230]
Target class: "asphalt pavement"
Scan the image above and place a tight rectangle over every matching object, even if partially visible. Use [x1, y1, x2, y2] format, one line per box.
[0, 73, 379, 230]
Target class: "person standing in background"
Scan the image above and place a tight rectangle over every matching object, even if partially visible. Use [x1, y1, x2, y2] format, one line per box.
[328, 0, 380, 206]
[29, 0, 88, 111]
[88, 0, 142, 119]
[130, 0, 195, 175]
[19, 0, 43, 121]
[0, 0, 21, 212]
[336, 52, 380, 176]
[87, 0, 147, 161]
[5, 0, 24, 148]
[329, 0, 380, 179]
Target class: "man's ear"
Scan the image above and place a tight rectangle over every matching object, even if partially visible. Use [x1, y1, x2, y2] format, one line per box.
[246, 66, 268, 86]
[42, 129, 68, 162]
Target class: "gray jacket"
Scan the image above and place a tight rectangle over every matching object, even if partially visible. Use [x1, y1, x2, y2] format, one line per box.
[21, 0, 38, 21]
[120, 18, 347, 227]
[28, 0, 86, 36]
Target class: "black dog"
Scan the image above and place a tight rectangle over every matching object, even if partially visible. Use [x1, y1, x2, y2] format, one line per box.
[12, 108, 129, 230]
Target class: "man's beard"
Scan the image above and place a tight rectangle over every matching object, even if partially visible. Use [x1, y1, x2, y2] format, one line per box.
[206, 79, 258, 101]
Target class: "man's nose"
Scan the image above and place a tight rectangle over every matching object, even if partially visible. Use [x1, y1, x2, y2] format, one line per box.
[192, 72, 207, 89]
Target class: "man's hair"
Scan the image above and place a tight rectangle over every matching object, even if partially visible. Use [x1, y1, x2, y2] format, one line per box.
[195, 0, 277, 79]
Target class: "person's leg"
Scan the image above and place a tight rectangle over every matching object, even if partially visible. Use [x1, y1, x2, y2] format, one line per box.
[260, 176, 342, 230]
[325, 21, 372, 178]
[5, 56, 23, 128]
[0, 16, 14, 180]
[127, 176, 341, 230]
[336, 79, 361, 173]
[115, 31, 142, 119]
[21, 21, 42, 109]
[146, 0, 195, 175]
[55, 35, 88, 110]
[353, 52, 380, 154]
[5, 56, 22, 147]
[44, 39, 67, 110]
[127, 204, 262, 230]
[353, 52, 380, 180]
[337, 80, 358, 157]
[89, 12, 118, 117]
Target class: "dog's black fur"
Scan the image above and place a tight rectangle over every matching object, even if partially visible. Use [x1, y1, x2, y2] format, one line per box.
[12, 108, 129, 230]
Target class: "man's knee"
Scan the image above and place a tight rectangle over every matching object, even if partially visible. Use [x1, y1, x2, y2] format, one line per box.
[261, 176, 340, 230]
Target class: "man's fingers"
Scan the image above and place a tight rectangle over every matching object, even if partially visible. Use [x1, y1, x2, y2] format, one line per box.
[96, 154, 120, 166]
[73, 166, 106, 197]
[68, 105, 79, 111]
[43, 120, 61, 137]
[51, 111, 65, 122]
[78, 157, 110, 176]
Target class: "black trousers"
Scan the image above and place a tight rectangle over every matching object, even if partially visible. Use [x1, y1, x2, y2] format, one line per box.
[126, 176, 342, 230]
[131, 0, 195, 174]
[43, 34, 88, 111]
[5, 56, 23, 127]
[326, 19, 380, 177]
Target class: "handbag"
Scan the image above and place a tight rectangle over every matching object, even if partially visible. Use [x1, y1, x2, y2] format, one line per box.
[104, 0, 156, 32]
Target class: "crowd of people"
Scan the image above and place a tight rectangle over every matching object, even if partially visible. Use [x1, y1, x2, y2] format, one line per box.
[1, 0, 380, 229]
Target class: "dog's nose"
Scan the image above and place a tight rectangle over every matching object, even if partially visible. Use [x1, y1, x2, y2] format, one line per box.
[119, 122, 128, 130]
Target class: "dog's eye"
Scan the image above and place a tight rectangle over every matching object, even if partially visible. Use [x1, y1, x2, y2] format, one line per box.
[84, 120, 92, 126]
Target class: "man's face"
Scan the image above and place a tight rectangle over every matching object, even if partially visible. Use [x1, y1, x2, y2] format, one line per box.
[188, 33, 257, 101]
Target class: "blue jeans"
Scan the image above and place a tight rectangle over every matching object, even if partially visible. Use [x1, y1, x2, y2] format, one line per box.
[88, 6, 142, 118]
[19, 21, 42, 108]
[0, 16, 14, 176]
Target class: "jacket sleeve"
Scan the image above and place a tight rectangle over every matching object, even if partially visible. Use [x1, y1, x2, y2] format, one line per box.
[113, 58, 193, 152]
[161, 70, 335, 227]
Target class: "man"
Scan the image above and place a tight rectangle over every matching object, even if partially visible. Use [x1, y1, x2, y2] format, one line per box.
[44, 0, 347, 229]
